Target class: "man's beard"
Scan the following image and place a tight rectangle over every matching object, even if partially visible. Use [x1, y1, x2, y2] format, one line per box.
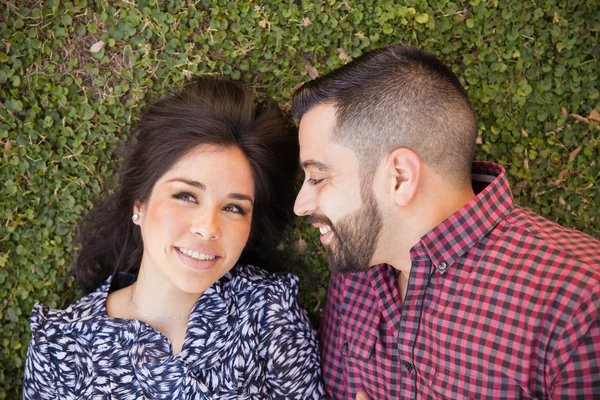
[309, 191, 383, 273]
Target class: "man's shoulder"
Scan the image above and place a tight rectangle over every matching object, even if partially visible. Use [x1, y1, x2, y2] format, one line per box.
[490, 205, 600, 302]
[508, 205, 600, 268]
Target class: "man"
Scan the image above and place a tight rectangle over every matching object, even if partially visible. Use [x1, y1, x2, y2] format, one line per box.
[291, 45, 600, 399]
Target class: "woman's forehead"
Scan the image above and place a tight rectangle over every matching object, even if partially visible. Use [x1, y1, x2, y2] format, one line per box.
[161, 145, 255, 194]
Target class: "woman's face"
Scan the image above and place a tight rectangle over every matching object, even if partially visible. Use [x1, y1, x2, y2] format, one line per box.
[133, 144, 255, 295]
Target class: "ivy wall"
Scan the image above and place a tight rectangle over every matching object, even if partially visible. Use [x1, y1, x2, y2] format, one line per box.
[1, 0, 598, 397]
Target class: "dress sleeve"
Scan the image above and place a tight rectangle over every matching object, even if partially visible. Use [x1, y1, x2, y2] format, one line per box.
[259, 275, 326, 400]
[548, 286, 600, 399]
[22, 304, 57, 400]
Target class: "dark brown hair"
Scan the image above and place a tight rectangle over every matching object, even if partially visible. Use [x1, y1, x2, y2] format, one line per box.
[74, 77, 298, 292]
[291, 45, 478, 189]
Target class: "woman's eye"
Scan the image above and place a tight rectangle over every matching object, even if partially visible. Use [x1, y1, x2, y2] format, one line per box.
[308, 177, 324, 186]
[173, 192, 197, 203]
[223, 204, 247, 216]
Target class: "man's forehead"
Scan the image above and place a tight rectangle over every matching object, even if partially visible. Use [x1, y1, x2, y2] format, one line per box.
[298, 104, 337, 139]
[298, 103, 362, 177]
[298, 138, 359, 179]
[298, 104, 337, 164]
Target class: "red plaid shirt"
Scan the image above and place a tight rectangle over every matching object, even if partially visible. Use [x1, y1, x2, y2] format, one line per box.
[319, 161, 600, 399]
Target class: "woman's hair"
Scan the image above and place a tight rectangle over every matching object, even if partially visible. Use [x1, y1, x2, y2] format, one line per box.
[74, 77, 299, 293]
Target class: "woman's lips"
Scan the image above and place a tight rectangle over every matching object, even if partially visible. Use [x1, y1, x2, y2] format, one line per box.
[175, 246, 220, 271]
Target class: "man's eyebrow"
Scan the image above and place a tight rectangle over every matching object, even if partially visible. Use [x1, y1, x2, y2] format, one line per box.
[166, 178, 254, 204]
[301, 160, 330, 171]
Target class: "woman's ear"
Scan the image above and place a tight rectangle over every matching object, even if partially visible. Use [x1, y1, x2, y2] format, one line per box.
[385, 148, 421, 207]
[132, 201, 144, 225]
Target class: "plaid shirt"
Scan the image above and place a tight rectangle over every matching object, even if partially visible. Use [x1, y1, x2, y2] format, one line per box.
[319, 161, 600, 399]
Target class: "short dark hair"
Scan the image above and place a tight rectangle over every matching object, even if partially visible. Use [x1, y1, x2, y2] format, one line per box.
[291, 45, 478, 188]
[74, 77, 298, 292]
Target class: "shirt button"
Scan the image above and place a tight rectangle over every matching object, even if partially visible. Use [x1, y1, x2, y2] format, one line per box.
[438, 261, 448, 272]
[342, 342, 349, 352]
[402, 362, 413, 373]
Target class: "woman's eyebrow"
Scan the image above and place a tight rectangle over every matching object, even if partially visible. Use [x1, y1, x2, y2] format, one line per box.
[166, 178, 206, 190]
[229, 193, 254, 204]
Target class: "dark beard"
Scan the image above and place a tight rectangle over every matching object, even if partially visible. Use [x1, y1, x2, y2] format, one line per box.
[308, 191, 382, 273]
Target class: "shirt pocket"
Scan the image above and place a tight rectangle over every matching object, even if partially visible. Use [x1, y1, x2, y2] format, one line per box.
[339, 330, 377, 360]
[424, 367, 522, 400]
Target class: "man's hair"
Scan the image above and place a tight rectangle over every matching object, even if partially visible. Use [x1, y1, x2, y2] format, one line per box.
[291, 45, 478, 189]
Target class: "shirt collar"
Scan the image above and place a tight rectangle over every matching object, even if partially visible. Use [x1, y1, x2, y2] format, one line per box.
[412, 161, 514, 274]
[90, 267, 262, 364]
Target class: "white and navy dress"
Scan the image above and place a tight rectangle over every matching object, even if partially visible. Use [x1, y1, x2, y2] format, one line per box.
[23, 265, 325, 399]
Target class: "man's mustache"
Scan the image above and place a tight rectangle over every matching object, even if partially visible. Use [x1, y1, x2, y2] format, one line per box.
[307, 214, 334, 228]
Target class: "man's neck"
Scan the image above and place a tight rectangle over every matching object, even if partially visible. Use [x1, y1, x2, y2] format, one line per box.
[390, 184, 476, 303]
[396, 270, 409, 304]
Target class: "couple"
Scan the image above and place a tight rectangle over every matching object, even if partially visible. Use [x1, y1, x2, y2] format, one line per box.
[23, 45, 600, 399]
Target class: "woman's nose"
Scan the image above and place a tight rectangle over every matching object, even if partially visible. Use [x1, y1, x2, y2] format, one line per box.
[190, 208, 221, 240]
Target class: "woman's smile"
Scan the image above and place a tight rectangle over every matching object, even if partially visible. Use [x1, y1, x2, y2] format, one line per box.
[175, 245, 221, 271]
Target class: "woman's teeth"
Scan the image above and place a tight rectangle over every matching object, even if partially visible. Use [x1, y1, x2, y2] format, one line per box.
[178, 247, 216, 261]
[319, 226, 332, 235]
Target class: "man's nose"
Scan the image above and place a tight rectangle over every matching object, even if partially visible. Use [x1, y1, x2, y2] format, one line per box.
[294, 183, 317, 217]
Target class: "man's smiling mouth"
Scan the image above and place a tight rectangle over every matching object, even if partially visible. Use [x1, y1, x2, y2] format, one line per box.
[319, 226, 332, 235]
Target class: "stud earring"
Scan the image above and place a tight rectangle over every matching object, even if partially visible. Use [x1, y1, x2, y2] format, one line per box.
[132, 213, 140, 222]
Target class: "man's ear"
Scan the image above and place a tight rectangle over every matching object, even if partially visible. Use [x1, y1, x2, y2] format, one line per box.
[385, 148, 421, 207]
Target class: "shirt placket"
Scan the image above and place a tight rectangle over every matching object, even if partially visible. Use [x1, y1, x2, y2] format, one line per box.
[396, 257, 432, 400]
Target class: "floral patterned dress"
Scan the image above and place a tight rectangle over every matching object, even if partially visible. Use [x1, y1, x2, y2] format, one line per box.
[23, 265, 325, 399]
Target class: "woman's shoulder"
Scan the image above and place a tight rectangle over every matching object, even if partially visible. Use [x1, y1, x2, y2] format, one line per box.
[29, 277, 112, 334]
[220, 265, 315, 339]
[224, 264, 300, 308]
[228, 264, 299, 293]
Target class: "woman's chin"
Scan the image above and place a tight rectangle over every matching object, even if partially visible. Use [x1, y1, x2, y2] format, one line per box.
[168, 265, 232, 295]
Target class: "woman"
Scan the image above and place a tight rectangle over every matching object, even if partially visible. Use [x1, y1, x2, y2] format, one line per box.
[22, 78, 325, 399]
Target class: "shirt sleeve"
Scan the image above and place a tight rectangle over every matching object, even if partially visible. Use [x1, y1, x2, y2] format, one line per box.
[549, 286, 600, 399]
[259, 276, 326, 399]
[22, 304, 57, 400]
[318, 272, 346, 399]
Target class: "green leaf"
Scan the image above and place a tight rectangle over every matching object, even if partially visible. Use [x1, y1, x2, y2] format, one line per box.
[415, 14, 429, 24]
[0, 2, 598, 397]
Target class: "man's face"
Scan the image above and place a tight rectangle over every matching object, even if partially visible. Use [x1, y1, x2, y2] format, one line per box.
[294, 104, 383, 273]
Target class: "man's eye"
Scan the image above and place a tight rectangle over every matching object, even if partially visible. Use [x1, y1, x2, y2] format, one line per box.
[173, 192, 197, 203]
[308, 178, 324, 186]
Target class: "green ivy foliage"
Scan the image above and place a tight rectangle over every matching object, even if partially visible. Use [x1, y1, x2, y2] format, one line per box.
[1, 0, 598, 396]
